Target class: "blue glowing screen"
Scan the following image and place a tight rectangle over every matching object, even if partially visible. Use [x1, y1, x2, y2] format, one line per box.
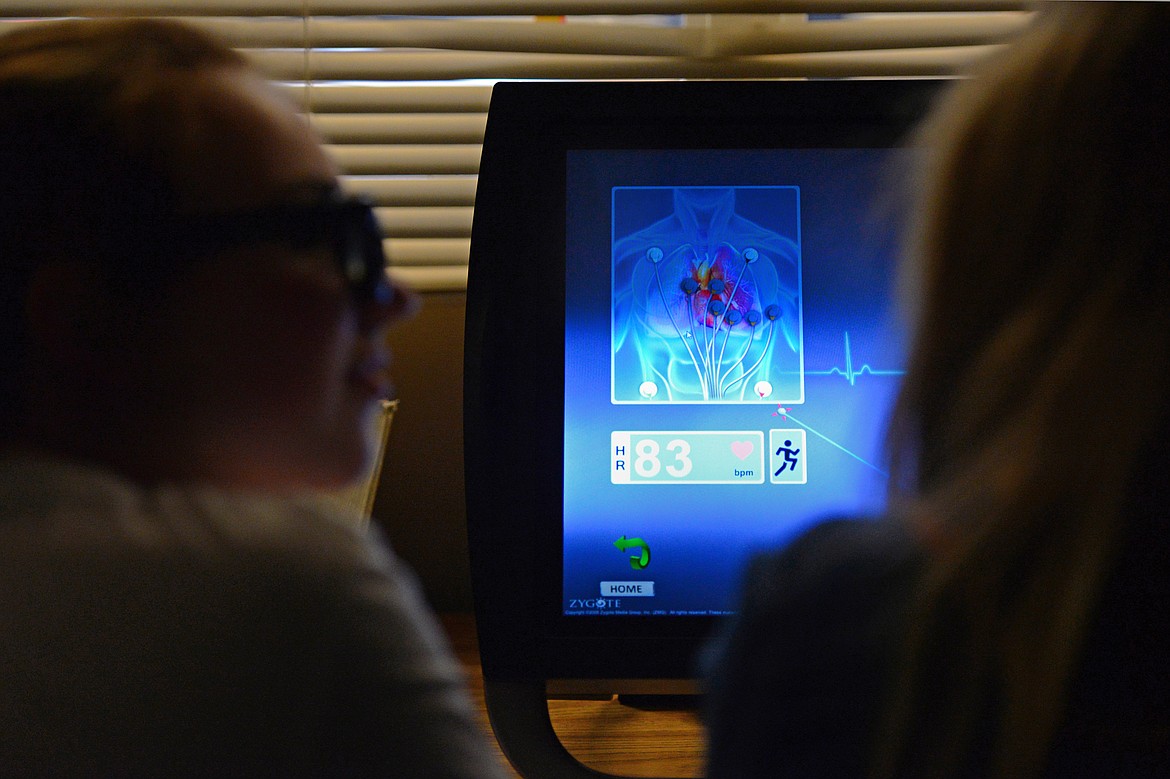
[565, 149, 909, 616]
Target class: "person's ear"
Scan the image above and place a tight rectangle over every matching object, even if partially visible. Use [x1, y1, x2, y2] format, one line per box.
[23, 262, 114, 370]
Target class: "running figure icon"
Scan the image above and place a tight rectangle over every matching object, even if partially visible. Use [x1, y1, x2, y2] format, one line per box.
[774, 439, 801, 476]
[769, 429, 807, 484]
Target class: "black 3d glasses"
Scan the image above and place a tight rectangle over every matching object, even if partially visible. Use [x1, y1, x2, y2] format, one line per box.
[175, 190, 390, 301]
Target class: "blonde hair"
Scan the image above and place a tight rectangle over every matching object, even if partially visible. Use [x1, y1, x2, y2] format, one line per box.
[879, 4, 1170, 775]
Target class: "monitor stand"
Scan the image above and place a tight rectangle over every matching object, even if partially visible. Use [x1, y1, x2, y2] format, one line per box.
[615, 694, 699, 711]
[484, 679, 691, 779]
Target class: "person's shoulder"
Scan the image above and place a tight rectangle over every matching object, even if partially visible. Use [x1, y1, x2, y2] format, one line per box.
[155, 485, 394, 577]
[702, 518, 924, 777]
[709, 515, 924, 671]
[1, 453, 397, 583]
[1, 454, 369, 549]
[741, 516, 921, 613]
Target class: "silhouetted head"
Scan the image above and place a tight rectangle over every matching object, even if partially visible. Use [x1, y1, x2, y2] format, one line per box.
[0, 18, 417, 491]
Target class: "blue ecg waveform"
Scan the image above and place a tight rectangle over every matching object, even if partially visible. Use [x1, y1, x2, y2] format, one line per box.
[773, 331, 902, 477]
[806, 332, 904, 385]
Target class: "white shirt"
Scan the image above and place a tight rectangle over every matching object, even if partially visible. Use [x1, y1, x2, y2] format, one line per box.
[0, 455, 505, 778]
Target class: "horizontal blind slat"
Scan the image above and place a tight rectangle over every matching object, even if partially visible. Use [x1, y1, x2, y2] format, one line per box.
[255, 45, 997, 81]
[0, 1, 305, 15]
[692, 13, 1028, 56]
[376, 207, 474, 238]
[311, 114, 487, 145]
[0, 1, 1031, 15]
[387, 238, 471, 267]
[284, 85, 494, 114]
[327, 145, 483, 175]
[372, 0, 1028, 10]
[225, 14, 1024, 57]
[341, 177, 478, 207]
[390, 266, 467, 292]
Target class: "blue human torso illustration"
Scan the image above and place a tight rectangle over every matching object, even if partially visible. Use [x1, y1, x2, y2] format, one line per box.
[613, 187, 802, 403]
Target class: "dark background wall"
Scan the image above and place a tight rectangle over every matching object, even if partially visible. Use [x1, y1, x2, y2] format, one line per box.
[371, 291, 473, 612]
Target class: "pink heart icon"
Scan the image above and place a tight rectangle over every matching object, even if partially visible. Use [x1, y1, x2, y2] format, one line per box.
[730, 441, 754, 461]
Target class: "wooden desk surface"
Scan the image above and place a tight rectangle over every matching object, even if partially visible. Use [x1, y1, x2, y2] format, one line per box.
[440, 614, 706, 779]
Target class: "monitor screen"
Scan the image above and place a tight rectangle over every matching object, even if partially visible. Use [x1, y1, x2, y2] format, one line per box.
[465, 79, 942, 685]
[564, 149, 908, 618]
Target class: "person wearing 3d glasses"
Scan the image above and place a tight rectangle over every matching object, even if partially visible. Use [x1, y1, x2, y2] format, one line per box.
[0, 18, 505, 778]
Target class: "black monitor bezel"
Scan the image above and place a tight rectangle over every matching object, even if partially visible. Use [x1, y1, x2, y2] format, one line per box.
[464, 79, 946, 683]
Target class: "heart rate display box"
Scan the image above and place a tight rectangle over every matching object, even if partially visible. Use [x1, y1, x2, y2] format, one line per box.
[610, 430, 765, 484]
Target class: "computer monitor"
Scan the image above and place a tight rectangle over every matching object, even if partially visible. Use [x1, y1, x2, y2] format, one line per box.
[464, 78, 944, 778]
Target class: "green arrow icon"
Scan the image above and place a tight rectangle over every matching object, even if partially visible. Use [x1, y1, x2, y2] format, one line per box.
[614, 536, 651, 571]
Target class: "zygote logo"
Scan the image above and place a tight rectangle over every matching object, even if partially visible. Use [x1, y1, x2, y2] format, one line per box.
[568, 598, 621, 609]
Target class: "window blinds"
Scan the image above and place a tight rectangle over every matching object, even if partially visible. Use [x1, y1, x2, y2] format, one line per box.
[0, 2, 1032, 291]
